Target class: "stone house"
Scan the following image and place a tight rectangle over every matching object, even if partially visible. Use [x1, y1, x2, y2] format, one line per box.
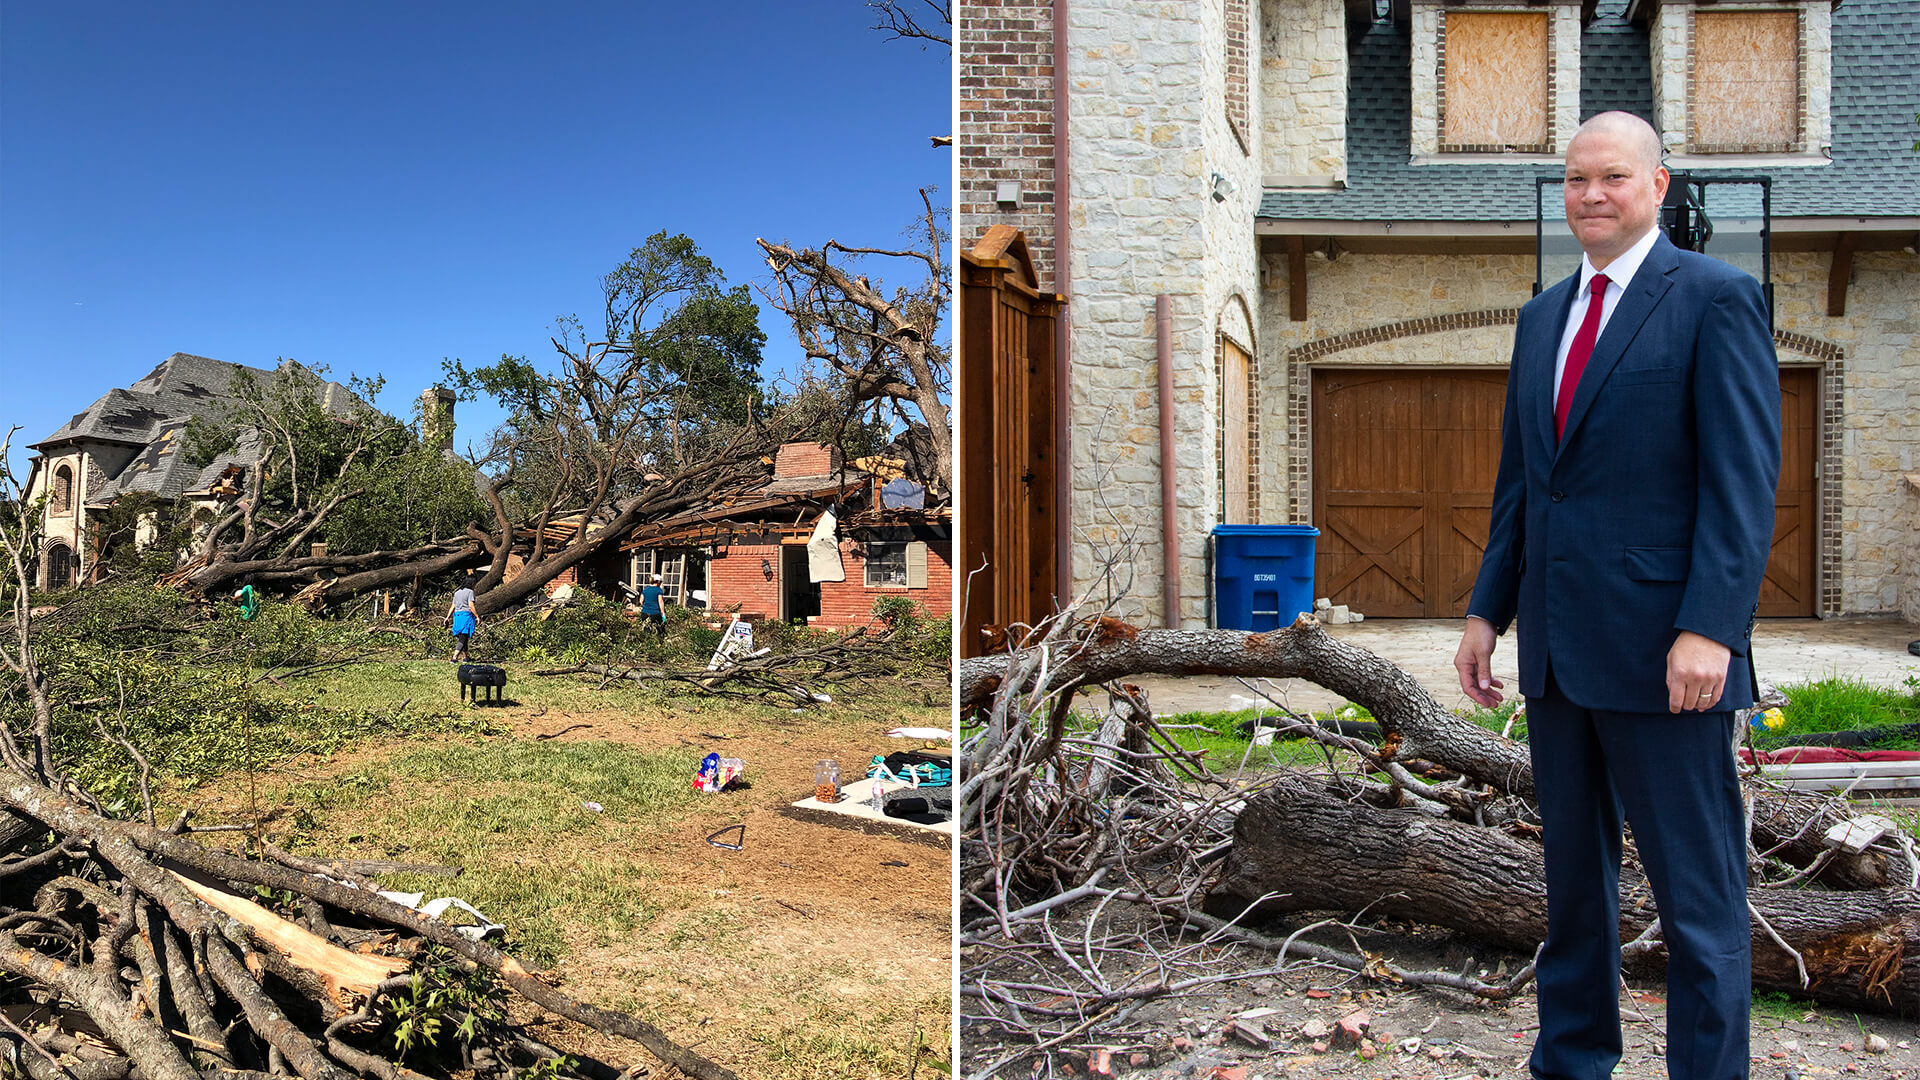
[959, 0, 1918, 636]
[22, 353, 358, 589]
[619, 442, 954, 629]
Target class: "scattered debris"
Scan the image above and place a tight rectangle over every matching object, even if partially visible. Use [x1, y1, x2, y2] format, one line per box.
[705, 824, 746, 851]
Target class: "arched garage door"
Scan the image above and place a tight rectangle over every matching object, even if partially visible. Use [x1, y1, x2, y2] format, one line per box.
[1310, 367, 1816, 618]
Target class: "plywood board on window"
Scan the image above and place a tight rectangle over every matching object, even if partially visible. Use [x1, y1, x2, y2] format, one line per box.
[1693, 11, 1798, 150]
[1442, 12, 1548, 149]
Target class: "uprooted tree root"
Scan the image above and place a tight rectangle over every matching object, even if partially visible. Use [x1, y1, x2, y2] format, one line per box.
[958, 611, 1920, 1075]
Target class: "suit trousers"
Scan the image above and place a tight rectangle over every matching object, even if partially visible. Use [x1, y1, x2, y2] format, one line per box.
[1527, 671, 1751, 1080]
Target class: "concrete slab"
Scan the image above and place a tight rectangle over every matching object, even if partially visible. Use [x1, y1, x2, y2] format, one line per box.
[785, 776, 954, 847]
[1130, 615, 1920, 719]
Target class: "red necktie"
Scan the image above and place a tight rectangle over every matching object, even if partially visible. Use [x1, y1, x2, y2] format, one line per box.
[1555, 273, 1610, 443]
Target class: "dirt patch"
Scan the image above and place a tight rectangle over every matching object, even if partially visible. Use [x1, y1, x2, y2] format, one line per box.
[173, 694, 952, 1080]
[968, 912, 1920, 1079]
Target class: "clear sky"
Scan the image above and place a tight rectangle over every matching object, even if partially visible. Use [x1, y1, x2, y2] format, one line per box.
[0, 3, 951, 477]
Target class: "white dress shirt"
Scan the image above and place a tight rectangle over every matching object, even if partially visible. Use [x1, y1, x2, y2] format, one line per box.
[1553, 223, 1662, 403]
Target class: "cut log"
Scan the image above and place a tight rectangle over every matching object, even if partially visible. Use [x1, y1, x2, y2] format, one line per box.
[963, 614, 1912, 887]
[1208, 779, 1920, 1014]
[168, 871, 409, 1007]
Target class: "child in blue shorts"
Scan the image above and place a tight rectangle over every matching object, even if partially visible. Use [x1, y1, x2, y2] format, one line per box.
[445, 572, 479, 662]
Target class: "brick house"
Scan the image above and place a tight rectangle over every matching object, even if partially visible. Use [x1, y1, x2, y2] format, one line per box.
[22, 353, 357, 589]
[960, 0, 1918, 632]
[619, 442, 954, 629]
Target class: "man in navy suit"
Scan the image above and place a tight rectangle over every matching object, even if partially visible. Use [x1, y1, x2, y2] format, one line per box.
[1454, 111, 1780, 1079]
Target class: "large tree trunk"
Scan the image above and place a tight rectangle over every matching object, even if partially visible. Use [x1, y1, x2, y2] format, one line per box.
[1210, 779, 1920, 1014]
[963, 615, 1912, 888]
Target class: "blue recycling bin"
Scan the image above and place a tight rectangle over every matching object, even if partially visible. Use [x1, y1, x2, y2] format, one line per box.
[1213, 524, 1320, 632]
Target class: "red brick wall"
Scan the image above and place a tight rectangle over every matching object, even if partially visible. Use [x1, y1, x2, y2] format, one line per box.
[959, 1, 1058, 287]
[706, 539, 954, 629]
[707, 543, 783, 620]
[815, 538, 954, 629]
[774, 442, 841, 478]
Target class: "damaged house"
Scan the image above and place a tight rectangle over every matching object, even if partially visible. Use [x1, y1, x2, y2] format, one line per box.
[618, 441, 953, 628]
[22, 353, 361, 589]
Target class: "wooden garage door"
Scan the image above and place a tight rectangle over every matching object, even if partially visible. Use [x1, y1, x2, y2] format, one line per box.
[1312, 367, 1819, 619]
[1759, 367, 1817, 617]
[1313, 370, 1506, 617]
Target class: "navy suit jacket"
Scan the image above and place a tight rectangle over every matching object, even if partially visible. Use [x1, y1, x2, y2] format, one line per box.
[1467, 234, 1782, 714]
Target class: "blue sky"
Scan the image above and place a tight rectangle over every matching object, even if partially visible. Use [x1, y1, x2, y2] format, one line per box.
[0, 3, 951, 476]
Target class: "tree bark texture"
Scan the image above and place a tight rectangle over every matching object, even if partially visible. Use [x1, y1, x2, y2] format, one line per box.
[1209, 779, 1919, 1014]
[963, 615, 1909, 887]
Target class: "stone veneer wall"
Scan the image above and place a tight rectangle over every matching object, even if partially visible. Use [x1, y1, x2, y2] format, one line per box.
[1651, 0, 1832, 157]
[1409, 0, 1582, 159]
[1773, 249, 1918, 615]
[1259, 0, 1346, 180]
[27, 450, 90, 586]
[1065, 0, 1264, 627]
[1258, 246, 1918, 618]
[958, 1, 1061, 287]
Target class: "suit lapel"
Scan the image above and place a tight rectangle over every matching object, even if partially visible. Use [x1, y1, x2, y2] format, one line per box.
[1530, 276, 1579, 458]
[1556, 237, 1680, 456]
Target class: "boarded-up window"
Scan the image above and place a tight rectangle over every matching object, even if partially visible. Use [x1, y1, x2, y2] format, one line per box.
[1693, 11, 1798, 151]
[1219, 338, 1254, 525]
[1441, 12, 1549, 151]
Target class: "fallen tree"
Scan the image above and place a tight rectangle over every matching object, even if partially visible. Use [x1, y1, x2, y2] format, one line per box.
[531, 615, 930, 705]
[1210, 777, 1919, 1012]
[961, 609, 1920, 1072]
[1, 431, 740, 1080]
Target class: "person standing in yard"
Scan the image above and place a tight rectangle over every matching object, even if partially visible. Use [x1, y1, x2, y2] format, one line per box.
[1453, 111, 1779, 1080]
[232, 579, 260, 621]
[446, 572, 480, 662]
[639, 574, 666, 641]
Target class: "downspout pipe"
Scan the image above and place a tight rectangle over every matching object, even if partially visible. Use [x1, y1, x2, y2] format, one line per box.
[1157, 294, 1180, 628]
[1052, 0, 1073, 610]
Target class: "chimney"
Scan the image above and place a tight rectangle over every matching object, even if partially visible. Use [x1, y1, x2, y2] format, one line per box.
[421, 387, 455, 451]
[774, 441, 841, 479]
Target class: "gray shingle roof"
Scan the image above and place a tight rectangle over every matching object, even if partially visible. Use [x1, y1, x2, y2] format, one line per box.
[37, 353, 353, 503]
[1259, 0, 1920, 223]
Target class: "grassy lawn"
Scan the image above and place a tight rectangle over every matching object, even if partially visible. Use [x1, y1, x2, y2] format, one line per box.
[1756, 675, 1920, 749]
[24, 585, 953, 1080]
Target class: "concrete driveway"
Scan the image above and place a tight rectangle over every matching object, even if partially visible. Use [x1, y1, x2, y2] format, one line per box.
[1131, 615, 1920, 718]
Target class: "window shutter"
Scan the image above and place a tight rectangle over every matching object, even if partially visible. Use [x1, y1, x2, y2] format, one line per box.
[906, 541, 928, 589]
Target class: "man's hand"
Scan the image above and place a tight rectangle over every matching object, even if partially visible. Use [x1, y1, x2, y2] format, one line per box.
[1454, 617, 1505, 708]
[1666, 630, 1732, 713]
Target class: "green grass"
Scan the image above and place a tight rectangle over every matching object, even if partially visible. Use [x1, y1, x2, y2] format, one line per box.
[1155, 706, 1375, 771]
[1752, 989, 1819, 1023]
[1758, 675, 1920, 748]
[260, 655, 947, 729]
[275, 739, 703, 966]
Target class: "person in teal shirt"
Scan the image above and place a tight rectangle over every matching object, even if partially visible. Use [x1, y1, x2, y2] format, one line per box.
[638, 574, 666, 641]
[233, 582, 259, 621]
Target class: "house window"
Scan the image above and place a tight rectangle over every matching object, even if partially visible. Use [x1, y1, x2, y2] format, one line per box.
[866, 543, 909, 587]
[1439, 11, 1550, 152]
[631, 548, 705, 607]
[864, 541, 930, 589]
[1691, 10, 1799, 152]
[51, 465, 74, 516]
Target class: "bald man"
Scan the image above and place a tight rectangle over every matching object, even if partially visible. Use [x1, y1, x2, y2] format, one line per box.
[1454, 112, 1780, 1079]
